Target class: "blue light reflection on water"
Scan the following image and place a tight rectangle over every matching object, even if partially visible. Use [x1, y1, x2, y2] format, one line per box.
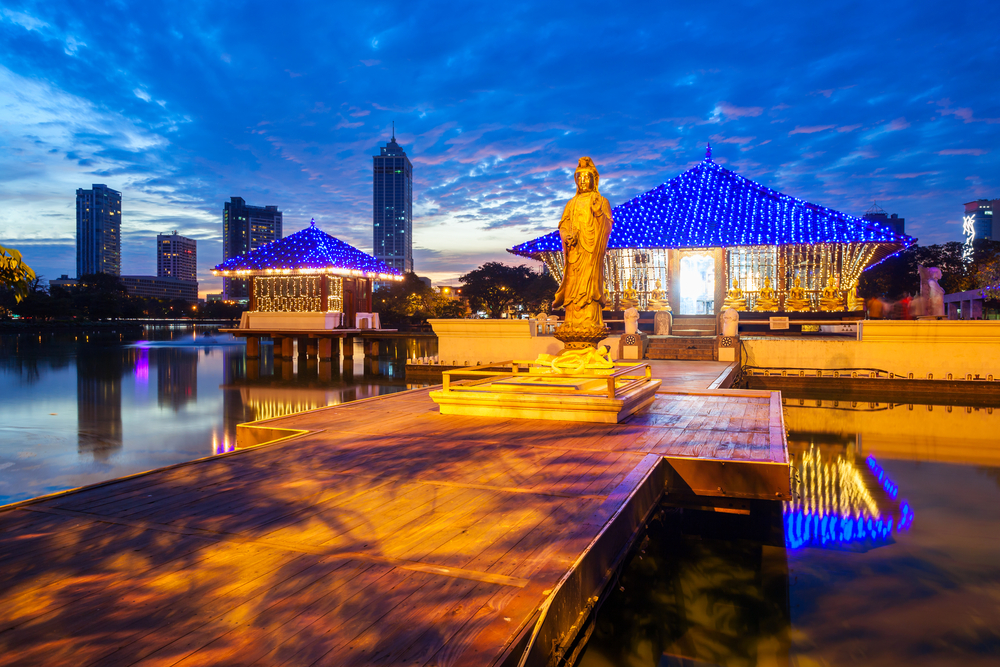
[783, 453, 913, 551]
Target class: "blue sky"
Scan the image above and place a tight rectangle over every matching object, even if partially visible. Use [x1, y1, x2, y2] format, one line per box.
[1, 0, 997, 293]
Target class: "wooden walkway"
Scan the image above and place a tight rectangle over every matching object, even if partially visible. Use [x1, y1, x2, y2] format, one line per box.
[0, 385, 788, 667]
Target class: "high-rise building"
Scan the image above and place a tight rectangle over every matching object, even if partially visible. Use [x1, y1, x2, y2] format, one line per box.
[76, 184, 122, 277]
[862, 202, 905, 236]
[222, 197, 282, 299]
[372, 130, 413, 274]
[963, 199, 999, 242]
[157, 231, 197, 282]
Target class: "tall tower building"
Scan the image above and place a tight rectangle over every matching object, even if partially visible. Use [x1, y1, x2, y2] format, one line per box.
[372, 129, 413, 274]
[157, 231, 197, 282]
[222, 197, 282, 299]
[76, 184, 122, 277]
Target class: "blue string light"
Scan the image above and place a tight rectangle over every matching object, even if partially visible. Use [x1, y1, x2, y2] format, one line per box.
[213, 219, 402, 280]
[510, 156, 915, 257]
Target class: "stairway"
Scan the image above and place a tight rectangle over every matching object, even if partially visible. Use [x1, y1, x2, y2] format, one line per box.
[670, 315, 717, 337]
[646, 336, 716, 361]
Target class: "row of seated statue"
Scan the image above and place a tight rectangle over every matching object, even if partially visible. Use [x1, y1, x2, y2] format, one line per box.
[722, 276, 860, 312]
[619, 279, 671, 311]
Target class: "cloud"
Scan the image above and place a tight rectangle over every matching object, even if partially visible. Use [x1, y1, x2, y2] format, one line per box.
[886, 117, 910, 131]
[938, 148, 988, 156]
[713, 102, 763, 121]
[932, 99, 1000, 124]
[837, 124, 861, 132]
[789, 125, 835, 135]
[709, 134, 755, 145]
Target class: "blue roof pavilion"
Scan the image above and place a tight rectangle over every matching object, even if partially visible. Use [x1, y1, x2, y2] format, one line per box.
[509, 150, 914, 314]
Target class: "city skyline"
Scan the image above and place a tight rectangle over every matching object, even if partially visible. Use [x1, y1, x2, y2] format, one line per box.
[0, 1, 998, 295]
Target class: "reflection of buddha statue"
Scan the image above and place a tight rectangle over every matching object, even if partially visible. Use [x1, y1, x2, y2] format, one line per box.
[785, 276, 811, 311]
[846, 279, 863, 311]
[753, 277, 779, 311]
[819, 276, 844, 311]
[647, 279, 670, 311]
[621, 279, 639, 309]
[722, 279, 747, 311]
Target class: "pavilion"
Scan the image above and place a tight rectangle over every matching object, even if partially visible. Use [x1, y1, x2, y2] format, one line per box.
[509, 148, 915, 315]
[213, 219, 401, 326]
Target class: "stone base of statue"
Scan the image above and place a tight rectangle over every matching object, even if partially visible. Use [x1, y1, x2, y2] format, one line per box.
[554, 324, 611, 350]
[428, 356, 661, 424]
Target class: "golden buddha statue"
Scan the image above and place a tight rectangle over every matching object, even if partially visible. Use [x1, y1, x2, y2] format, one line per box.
[784, 276, 811, 312]
[552, 157, 614, 348]
[620, 279, 639, 309]
[846, 279, 863, 311]
[722, 278, 747, 311]
[753, 276, 779, 311]
[647, 279, 670, 311]
[819, 275, 844, 311]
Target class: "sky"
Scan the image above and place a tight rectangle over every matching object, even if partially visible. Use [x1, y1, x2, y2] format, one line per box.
[1, 0, 998, 294]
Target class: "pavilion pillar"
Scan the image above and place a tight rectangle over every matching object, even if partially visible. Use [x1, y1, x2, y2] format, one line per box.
[279, 337, 293, 360]
[342, 335, 355, 359]
[245, 336, 260, 359]
[713, 248, 726, 324]
[306, 338, 318, 358]
[317, 337, 333, 361]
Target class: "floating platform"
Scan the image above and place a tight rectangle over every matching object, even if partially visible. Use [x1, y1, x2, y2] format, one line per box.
[0, 382, 788, 666]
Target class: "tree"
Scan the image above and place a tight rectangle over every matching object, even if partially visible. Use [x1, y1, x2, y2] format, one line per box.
[859, 241, 976, 300]
[0, 244, 36, 304]
[459, 262, 554, 318]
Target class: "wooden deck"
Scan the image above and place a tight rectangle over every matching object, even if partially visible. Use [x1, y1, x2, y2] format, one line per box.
[0, 385, 788, 667]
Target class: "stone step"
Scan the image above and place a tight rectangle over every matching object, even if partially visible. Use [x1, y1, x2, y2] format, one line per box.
[646, 348, 716, 361]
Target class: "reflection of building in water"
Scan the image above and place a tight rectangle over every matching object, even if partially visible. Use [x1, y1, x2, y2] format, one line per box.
[155, 348, 198, 411]
[76, 350, 131, 460]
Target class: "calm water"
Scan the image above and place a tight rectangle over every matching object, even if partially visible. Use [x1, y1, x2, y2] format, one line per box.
[0, 326, 434, 505]
[578, 393, 1000, 666]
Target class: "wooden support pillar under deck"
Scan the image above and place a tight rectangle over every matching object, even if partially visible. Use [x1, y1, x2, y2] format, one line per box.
[306, 339, 318, 358]
[363, 338, 378, 357]
[245, 336, 260, 359]
[297, 337, 309, 358]
[277, 337, 293, 360]
[317, 337, 333, 361]
[342, 335, 355, 359]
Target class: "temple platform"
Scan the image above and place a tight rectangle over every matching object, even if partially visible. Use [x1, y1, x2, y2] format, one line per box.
[0, 381, 788, 666]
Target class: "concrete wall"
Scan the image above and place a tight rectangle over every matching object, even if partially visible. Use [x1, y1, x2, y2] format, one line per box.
[428, 319, 626, 365]
[743, 320, 1000, 380]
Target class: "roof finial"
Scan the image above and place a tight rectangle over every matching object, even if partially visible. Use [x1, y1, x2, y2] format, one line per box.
[310, 218, 316, 227]
[706, 142, 712, 160]
[392, 121, 395, 142]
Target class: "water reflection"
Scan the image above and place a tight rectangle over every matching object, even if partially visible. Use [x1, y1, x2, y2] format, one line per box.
[579, 387, 1000, 666]
[0, 327, 434, 505]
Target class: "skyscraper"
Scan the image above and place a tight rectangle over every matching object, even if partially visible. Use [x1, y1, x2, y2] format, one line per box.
[157, 231, 197, 282]
[76, 184, 122, 277]
[222, 197, 282, 299]
[963, 199, 999, 241]
[372, 130, 413, 274]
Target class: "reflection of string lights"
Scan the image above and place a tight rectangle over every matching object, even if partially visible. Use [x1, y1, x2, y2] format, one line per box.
[784, 447, 914, 550]
[212, 433, 236, 455]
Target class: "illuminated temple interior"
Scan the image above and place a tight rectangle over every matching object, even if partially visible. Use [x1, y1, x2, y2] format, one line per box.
[212, 220, 401, 321]
[510, 149, 915, 314]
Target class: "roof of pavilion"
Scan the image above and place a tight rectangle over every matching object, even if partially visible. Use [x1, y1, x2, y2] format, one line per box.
[213, 220, 402, 280]
[509, 154, 915, 258]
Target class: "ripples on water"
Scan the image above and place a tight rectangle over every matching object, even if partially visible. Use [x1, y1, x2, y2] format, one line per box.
[0, 325, 434, 505]
[578, 392, 1000, 667]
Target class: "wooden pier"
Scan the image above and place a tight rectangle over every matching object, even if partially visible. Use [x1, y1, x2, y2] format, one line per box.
[0, 371, 788, 666]
[220, 328, 436, 361]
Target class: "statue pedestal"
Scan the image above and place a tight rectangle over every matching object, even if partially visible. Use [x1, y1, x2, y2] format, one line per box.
[654, 311, 671, 335]
[428, 360, 661, 424]
[619, 333, 647, 360]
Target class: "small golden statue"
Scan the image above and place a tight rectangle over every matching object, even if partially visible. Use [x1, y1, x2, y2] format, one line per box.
[552, 157, 614, 349]
[785, 276, 811, 312]
[753, 277, 779, 311]
[647, 279, 670, 311]
[722, 278, 747, 311]
[620, 279, 639, 309]
[819, 275, 844, 311]
[846, 279, 863, 311]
